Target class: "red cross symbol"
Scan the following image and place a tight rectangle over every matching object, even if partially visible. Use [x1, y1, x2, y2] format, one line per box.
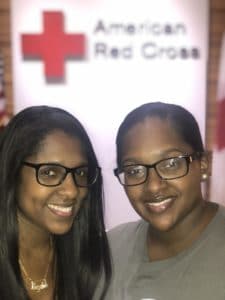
[21, 11, 86, 81]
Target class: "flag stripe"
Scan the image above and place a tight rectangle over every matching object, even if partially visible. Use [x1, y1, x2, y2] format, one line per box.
[216, 97, 225, 150]
[0, 53, 10, 128]
[210, 31, 225, 205]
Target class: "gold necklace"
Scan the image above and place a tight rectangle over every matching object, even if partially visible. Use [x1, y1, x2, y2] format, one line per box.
[19, 246, 53, 293]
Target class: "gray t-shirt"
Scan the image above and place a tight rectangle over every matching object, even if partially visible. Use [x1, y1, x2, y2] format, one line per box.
[105, 205, 225, 300]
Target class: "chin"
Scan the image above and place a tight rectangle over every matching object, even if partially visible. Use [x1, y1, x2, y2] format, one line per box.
[49, 222, 74, 235]
[144, 214, 176, 233]
[153, 223, 175, 233]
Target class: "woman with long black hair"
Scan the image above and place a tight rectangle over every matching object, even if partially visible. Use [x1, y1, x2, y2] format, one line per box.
[0, 105, 111, 300]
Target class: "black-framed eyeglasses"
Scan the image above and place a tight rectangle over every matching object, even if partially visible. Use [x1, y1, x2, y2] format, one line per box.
[22, 161, 100, 187]
[114, 153, 201, 187]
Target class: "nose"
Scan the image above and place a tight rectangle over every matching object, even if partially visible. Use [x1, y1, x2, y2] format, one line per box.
[144, 167, 166, 193]
[57, 172, 79, 198]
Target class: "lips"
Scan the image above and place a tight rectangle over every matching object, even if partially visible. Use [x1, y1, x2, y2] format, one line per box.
[145, 196, 175, 214]
[47, 203, 74, 217]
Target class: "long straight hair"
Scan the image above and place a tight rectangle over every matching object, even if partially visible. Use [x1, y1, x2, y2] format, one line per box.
[0, 106, 111, 299]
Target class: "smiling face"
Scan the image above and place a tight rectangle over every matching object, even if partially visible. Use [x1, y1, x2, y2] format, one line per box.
[17, 130, 88, 235]
[120, 117, 206, 233]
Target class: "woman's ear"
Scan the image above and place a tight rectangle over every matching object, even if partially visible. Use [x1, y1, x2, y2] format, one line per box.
[200, 151, 212, 181]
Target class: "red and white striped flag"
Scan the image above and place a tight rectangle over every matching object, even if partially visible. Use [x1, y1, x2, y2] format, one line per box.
[0, 54, 10, 128]
[211, 32, 225, 204]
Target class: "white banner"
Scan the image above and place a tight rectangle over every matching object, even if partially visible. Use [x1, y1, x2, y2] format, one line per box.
[11, 0, 209, 229]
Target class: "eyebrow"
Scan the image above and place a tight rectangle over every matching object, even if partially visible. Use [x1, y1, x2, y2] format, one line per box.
[121, 148, 189, 165]
[26, 161, 89, 168]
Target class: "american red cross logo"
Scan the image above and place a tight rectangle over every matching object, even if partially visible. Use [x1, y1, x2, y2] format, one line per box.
[21, 11, 86, 82]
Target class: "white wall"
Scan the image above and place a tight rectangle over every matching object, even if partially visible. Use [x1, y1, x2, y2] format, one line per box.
[11, 0, 209, 229]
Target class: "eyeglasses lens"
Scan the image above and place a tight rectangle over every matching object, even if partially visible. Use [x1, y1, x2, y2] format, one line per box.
[38, 165, 98, 187]
[118, 157, 188, 186]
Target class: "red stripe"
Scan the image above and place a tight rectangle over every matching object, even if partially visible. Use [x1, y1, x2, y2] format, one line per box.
[216, 97, 225, 150]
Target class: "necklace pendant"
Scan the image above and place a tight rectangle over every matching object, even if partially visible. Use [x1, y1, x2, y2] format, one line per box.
[30, 279, 48, 292]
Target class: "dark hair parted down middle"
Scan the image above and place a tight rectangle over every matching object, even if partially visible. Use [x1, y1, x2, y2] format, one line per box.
[0, 105, 111, 300]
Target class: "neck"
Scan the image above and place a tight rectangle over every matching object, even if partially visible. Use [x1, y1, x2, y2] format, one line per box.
[17, 212, 55, 295]
[17, 211, 51, 252]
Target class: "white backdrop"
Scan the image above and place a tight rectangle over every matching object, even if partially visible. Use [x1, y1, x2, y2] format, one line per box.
[11, 0, 209, 229]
